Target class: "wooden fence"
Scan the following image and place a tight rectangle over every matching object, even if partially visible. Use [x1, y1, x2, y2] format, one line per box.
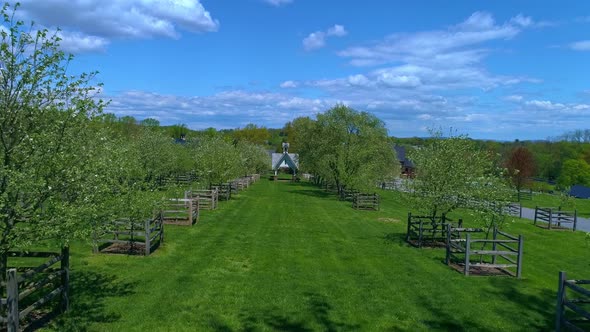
[504, 202, 522, 218]
[93, 214, 164, 255]
[1, 248, 69, 331]
[445, 226, 524, 278]
[339, 189, 359, 202]
[210, 183, 231, 201]
[406, 213, 462, 248]
[162, 198, 199, 226]
[352, 193, 380, 210]
[157, 172, 198, 187]
[534, 207, 578, 231]
[322, 182, 338, 193]
[556, 271, 590, 331]
[187, 189, 218, 210]
[514, 189, 533, 201]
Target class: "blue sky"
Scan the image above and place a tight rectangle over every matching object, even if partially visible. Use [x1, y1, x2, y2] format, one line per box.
[13, 0, 590, 140]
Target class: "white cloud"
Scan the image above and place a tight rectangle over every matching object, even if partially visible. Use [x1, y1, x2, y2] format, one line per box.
[569, 40, 590, 51]
[280, 80, 298, 88]
[504, 95, 524, 102]
[303, 24, 348, 51]
[327, 25, 347, 37]
[262, 0, 293, 6]
[18, 0, 219, 53]
[303, 32, 326, 51]
[56, 31, 110, 53]
[509, 14, 534, 28]
[338, 11, 523, 67]
[105, 89, 335, 129]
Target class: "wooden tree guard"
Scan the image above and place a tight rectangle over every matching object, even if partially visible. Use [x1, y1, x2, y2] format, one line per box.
[446, 225, 524, 278]
[187, 189, 218, 210]
[93, 214, 164, 255]
[162, 198, 199, 226]
[534, 206, 577, 231]
[504, 202, 522, 218]
[210, 183, 231, 201]
[556, 271, 590, 331]
[1, 248, 70, 331]
[406, 213, 462, 248]
[352, 193, 380, 210]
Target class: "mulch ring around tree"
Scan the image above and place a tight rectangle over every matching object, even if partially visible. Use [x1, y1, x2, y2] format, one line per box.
[99, 243, 146, 255]
[448, 263, 515, 277]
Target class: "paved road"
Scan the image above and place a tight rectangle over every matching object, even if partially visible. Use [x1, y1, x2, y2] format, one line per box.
[520, 207, 590, 232]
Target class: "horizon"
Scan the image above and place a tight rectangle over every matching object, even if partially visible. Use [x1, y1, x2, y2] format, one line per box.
[12, 0, 590, 141]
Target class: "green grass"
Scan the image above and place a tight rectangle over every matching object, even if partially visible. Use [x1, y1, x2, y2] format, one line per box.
[520, 192, 590, 217]
[49, 179, 590, 331]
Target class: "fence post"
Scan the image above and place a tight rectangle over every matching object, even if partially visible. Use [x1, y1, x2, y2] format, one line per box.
[492, 228, 498, 265]
[534, 206, 538, 225]
[548, 208, 552, 230]
[519, 203, 522, 219]
[464, 233, 471, 276]
[573, 210, 577, 232]
[7, 268, 19, 332]
[61, 246, 70, 312]
[445, 224, 451, 265]
[516, 235, 523, 279]
[145, 218, 151, 256]
[188, 199, 194, 225]
[418, 221, 423, 248]
[556, 271, 566, 332]
[406, 213, 412, 242]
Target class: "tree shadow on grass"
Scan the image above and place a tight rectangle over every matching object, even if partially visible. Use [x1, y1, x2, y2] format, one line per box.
[409, 294, 494, 332]
[229, 292, 359, 332]
[383, 232, 408, 247]
[485, 278, 555, 330]
[49, 270, 137, 331]
[288, 189, 335, 199]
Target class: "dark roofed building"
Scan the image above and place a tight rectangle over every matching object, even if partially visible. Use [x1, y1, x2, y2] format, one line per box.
[394, 145, 414, 177]
[569, 184, 590, 199]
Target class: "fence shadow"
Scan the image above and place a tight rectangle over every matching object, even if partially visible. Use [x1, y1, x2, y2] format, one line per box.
[50, 269, 138, 331]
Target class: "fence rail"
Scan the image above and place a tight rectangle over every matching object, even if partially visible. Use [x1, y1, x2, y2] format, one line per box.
[94, 214, 164, 255]
[534, 206, 578, 231]
[406, 213, 462, 248]
[445, 226, 523, 278]
[504, 202, 522, 218]
[210, 183, 231, 201]
[556, 271, 590, 331]
[352, 193, 380, 210]
[187, 189, 218, 210]
[1, 247, 69, 332]
[162, 198, 199, 226]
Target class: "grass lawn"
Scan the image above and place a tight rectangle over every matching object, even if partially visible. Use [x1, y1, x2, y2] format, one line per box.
[519, 192, 590, 217]
[49, 179, 589, 331]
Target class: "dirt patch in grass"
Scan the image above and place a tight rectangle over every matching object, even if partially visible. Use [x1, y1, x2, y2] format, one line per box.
[378, 217, 400, 223]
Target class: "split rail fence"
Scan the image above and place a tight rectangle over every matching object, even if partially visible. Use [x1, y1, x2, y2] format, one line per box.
[162, 198, 199, 225]
[445, 226, 523, 278]
[406, 213, 462, 248]
[534, 207, 578, 231]
[352, 193, 380, 210]
[93, 215, 164, 255]
[1, 248, 69, 331]
[187, 189, 218, 210]
[556, 271, 590, 331]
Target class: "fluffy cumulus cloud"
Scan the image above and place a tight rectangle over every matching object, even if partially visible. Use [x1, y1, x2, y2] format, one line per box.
[303, 24, 348, 51]
[104, 89, 336, 129]
[262, 0, 293, 6]
[17, 0, 219, 53]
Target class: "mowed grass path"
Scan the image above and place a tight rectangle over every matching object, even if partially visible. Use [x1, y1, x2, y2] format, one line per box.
[54, 179, 590, 331]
